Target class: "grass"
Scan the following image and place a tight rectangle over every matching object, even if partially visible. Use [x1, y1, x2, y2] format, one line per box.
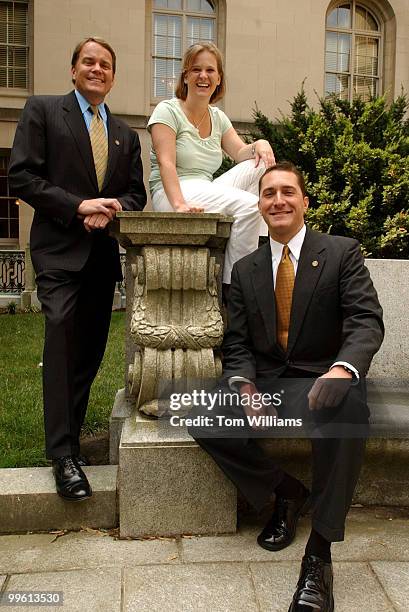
[0, 311, 125, 468]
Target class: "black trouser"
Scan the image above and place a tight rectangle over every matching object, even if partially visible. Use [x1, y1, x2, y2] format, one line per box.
[36, 243, 116, 459]
[191, 375, 368, 542]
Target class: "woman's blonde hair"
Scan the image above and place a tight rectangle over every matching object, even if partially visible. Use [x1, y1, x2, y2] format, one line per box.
[175, 42, 225, 103]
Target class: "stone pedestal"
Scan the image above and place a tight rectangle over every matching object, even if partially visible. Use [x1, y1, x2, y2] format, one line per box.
[110, 212, 236, 537]
[112, 212, 232, 418]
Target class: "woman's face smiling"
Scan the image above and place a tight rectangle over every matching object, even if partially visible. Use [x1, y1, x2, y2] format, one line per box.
[184, 50, 221, 100]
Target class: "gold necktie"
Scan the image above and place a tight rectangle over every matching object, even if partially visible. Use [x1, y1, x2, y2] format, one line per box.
[275, 245, 295, 350]
[89, 105, 108, 191]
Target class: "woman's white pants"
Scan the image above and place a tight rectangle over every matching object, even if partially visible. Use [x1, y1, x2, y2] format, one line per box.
[151, 160, 267, 283]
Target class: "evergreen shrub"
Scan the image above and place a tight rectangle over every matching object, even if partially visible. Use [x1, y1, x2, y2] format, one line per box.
[224, 89, 409, 257]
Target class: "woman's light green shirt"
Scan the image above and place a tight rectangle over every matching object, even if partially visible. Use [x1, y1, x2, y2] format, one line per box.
[147, 98, 232, 196]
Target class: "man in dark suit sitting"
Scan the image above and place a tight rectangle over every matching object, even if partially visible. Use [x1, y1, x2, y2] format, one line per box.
[192, 162, 383, 611]
[8, 37, 146, 501]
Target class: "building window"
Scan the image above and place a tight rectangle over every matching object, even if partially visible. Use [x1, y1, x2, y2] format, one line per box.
[0, 151, 18, 240]
[0, 0, 29, 89]
[325, 2, 382, 101]
[152, 0, 217, 100]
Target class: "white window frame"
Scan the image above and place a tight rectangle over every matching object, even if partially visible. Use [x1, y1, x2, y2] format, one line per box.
[150, 0, 218, 102]
[325, 1, 383, 102]
[0, 149, 19, 243]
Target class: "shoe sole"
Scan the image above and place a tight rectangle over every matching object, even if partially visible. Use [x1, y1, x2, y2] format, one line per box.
[288, 592, 334, 611]
[257, 496, 312, 552]
[56, 490, 93, 502]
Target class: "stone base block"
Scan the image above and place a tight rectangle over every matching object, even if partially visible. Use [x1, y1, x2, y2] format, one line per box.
[119, 413, 236, 538]
[112, 289, 122, 311]
[0, 466, 118, 534]
[109, 388, 134, 464]
[20, 289, 40, 311]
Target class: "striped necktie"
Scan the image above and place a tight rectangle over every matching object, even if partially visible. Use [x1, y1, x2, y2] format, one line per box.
[89, 105, 108, 191]
[275, 244, 295, 350]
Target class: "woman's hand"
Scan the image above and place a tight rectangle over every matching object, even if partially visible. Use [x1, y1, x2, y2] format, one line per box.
[174, 201, 204, 213]
[222, 128, 275, 168]
[253, 139, 275, 168]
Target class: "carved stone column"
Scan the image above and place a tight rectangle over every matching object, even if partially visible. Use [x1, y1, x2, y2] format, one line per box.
[113, 212, 232, 416]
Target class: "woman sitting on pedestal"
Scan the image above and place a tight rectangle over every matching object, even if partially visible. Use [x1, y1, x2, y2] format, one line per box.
[147, 42, 275, 292]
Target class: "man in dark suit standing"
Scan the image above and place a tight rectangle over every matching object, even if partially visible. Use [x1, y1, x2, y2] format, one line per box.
[8, 37, 146, 501]
[192, 162, 383, 611]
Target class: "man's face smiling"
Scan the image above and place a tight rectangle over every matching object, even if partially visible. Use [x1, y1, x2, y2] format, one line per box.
[71, 41, 114, 105]
[258, 170, 309, 243]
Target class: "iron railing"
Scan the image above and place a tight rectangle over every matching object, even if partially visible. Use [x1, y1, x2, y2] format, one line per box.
[0, 250, 25, 294]
[0, 250, 126, 297]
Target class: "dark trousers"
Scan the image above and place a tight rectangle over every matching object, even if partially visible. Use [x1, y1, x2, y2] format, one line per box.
[191, 377, 367, 542]
[36, 243, 116, 459]
[195, 435, 365, 542]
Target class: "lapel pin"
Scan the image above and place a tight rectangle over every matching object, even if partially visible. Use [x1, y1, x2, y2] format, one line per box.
[115, 139, 120, 146]
[312, 260, 319, 267]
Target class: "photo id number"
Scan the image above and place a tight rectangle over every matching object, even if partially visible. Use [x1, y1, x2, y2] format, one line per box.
[0, 591, 63, 606]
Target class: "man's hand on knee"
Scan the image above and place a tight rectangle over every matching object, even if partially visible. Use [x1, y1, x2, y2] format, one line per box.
[308, 367, 352, 410]
[239, 382, 278, 430]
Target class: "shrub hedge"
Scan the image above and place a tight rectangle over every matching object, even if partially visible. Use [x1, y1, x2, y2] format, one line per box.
[224, 89, 409, 258]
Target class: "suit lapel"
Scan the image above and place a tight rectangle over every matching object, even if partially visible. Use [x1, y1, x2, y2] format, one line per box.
[287, 228, 327, 352]
[103, 109, 121, 190]
[251, 242, 278, 347]
[62, 91, 98, 189]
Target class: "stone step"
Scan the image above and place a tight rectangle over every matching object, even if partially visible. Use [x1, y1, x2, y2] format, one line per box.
[0, 465, 117, 535]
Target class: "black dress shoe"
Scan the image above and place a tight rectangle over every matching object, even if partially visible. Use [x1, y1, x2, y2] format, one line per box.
[52, 456, 92, 501]
[288, 555, 334, 611]
[257, 486, 310, 551]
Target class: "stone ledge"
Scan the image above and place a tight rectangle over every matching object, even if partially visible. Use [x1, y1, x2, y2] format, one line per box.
[260, 435, 409, 508]
[0, 466, 118, 534]
[254, 390, 409, 506]
[112, 211, 233, 248]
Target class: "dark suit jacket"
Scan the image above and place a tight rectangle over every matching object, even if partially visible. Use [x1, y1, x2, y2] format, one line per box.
[8, 91, 146, 277]
[223, 228, 384, 381]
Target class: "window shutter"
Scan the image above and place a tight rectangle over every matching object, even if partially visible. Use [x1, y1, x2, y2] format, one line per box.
[0, 0, 29, 89]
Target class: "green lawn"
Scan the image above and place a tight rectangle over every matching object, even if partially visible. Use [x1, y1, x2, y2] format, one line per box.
[0, 311, 125, 468]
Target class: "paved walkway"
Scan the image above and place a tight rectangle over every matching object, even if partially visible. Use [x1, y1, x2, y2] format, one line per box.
[0, 507, 408, 611]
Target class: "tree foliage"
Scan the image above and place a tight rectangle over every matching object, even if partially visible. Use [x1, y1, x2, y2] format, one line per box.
[248, 89, 409, 257]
